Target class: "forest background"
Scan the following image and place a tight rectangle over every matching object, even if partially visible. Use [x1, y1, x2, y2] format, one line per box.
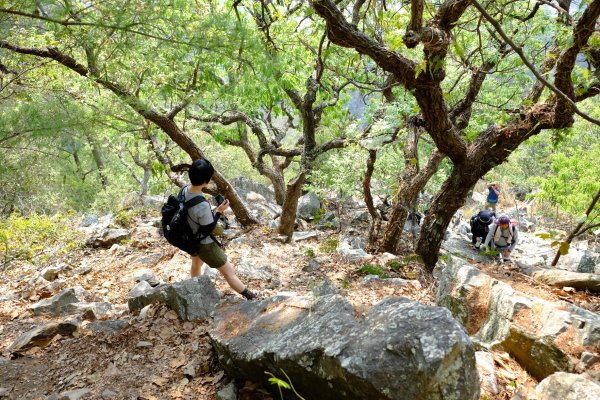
[1, 0, 599, 270]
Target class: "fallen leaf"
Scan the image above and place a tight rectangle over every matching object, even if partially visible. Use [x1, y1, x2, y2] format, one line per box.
[150, 375, 168, 387]
[170, 352, 187, 369]
[165, 310, 179, 320]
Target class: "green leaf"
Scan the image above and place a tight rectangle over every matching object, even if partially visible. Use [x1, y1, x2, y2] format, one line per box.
[559, 242, 570, 255]
[535, 232, 552, 239]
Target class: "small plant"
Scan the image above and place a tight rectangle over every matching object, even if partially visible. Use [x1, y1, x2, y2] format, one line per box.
[114, 208, 148, 228]
[387, 260, 403, 271]
[305, 247, 315, 258]
[266, 369, 306, 400]
[319, 236, 339, 253]
[341, 278, 350, 289]
[357, 263, 387, 278]
[312, 207, 326, 223]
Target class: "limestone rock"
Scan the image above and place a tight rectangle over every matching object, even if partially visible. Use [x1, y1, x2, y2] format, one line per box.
[210, 294, 479, 400]
[297, 192, 321, 221]
[29, 288, 80, 316]
[86, 228, 130, 248]
[8, 319, 79, 354]
[532, 269, 600, 292]
[437, 256, 600, 380]
[128, 277, 221, 321]
[535, 372, 600, 400]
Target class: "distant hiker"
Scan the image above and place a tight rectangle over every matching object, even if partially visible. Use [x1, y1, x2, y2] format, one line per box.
[469, 210, 495, 249]
[185, 159, 258, 300]
[485, 182, 501, 211]
[481, 215, 519, 262]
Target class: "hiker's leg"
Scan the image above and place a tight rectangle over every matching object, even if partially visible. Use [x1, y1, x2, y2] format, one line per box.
[191, 256, 205, 277]
[217, 261, 245, 293]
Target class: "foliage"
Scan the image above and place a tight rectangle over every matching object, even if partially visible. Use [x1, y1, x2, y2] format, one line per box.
[357, 263, 387, 278]
[319, 237, 339, 254]
[304, 247, 316, 258]
[0, 213, 82, 267]
[265, 369, 306, 400]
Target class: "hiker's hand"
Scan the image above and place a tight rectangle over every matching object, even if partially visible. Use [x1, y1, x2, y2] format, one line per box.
[216, 199, 230, 213]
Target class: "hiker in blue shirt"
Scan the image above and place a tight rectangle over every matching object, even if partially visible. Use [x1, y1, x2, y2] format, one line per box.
[485, 182, 501, 211]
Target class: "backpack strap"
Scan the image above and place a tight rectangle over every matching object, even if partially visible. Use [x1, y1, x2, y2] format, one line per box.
[184, 196, 206, 208]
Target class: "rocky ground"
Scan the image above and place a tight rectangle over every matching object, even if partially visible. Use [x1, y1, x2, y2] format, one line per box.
[0, 204, 599, 399]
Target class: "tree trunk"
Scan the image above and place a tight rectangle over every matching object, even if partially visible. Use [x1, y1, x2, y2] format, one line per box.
[415, 167, 477, 269]
[379, 148, 444, 253]
[85, 134, 108, 188]
[278, 171, 307, 239]
[140, 167, 150, 196]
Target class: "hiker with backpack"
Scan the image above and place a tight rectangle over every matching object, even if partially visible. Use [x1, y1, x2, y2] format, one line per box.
[469, 210, 495, 249]
[481, 215, 519, 262]
[485, 182, 501, 211]
[162, 159, 258, 300]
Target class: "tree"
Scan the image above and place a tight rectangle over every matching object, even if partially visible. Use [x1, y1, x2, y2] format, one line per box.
[311, 0, 600, 269]
[0, 1, 258, 224]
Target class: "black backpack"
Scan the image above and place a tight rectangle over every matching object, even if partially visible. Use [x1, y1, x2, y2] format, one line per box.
[161, 186, 207, 255]
[470, 210, 495, 232]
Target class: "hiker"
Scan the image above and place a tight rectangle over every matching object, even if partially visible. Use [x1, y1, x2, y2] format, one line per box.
[485, 182, 501, 211]
[481, 215, 519, 262]
[185, 159, 258, 300]
[469, 210, 495, 249]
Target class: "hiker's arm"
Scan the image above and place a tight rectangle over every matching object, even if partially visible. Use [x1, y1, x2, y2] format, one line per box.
[482, 225, 495, 247]
[509, 228, 519, 252]
[197, 202, 222, 235]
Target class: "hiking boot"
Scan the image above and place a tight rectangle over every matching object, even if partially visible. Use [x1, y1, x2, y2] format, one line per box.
[241, 288, 258, 300]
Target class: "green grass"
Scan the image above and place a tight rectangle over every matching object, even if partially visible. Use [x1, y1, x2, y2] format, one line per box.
[357, 263, 387, 278]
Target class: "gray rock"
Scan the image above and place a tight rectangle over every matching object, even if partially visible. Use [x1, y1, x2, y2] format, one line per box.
[337, 247, 370, 263]
[292, 231, 318, 242]
[210, 294, 479, 400]
[350, 209, 370, 223]
[130, 253, 163, 268]
[128, 277, 221, 321]
[216, 382, 237, 400]
[100, 388, 118, 399]
[67, 302, 113, 320]
[577, 251, 599, 274]
[8, 319, 79, 354]
[297, 192, 321, 220]
[132, 268, 160, 287]
[41, 266, 62, 281]
[311, 280, 339, 297]
[29, 288, 80, 316]
[532, 269, 600, 292]
[237, 259, 272, 280]
[129, 281, 153, 298]
[80, 215, 99, 227]
[86, 228, 130, 248]
[476, 351, 499, 395]
[141, 195, 165, 210]
[231, 177, 276, 204]
[303, 258, 323, 272]
[50, 388, 92, 400]
[535, 372, 600, 400]
[86, 320, 128, 333]
[362, 275, 409, 287]
[437, 256, 600, 380]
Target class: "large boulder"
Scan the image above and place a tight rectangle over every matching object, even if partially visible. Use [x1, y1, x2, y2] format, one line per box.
[210, 294, 479, 400]
[29, 288, 80, 316]
[128, 277, 221, 321]
[532, 269, 600, 292]
[86, 228, 130, 248]
[296, 192, 321, 221]
[535, 372, 600, 400]
[437, 256, 600, 380]
[231, 177, 276, 204]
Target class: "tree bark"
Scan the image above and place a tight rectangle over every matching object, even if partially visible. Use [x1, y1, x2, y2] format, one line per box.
[278, 171, 307, 238]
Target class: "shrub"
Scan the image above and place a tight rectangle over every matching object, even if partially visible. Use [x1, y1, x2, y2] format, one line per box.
[357, 263, 387, 278]
[0, 213, 82, 268]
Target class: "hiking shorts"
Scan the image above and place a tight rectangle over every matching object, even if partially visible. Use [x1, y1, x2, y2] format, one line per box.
[192, 242, 227, 268]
